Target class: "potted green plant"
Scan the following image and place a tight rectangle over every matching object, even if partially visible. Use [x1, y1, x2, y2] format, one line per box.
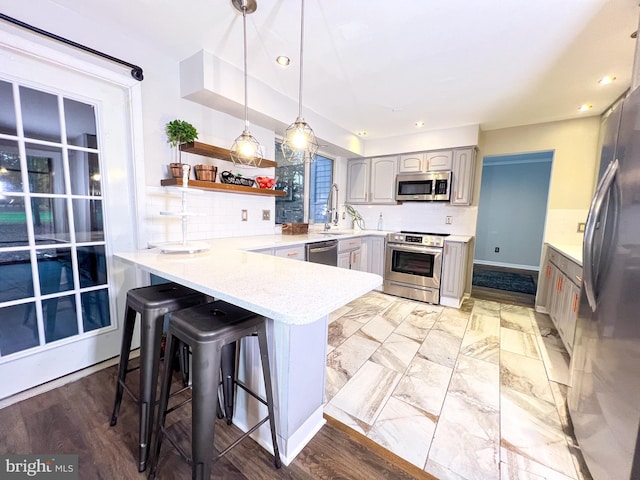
[166, 119, 198, 147]
[166, 119, 198, 178]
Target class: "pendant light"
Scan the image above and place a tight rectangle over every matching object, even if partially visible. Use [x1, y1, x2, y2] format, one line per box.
[230, 0, 262, 167]
[281, 0, 319, 164]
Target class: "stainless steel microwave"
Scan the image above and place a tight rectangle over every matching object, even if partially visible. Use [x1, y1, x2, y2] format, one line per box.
[395, 171, 452, 201]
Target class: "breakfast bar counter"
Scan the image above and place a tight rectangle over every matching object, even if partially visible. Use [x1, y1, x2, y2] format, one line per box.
[115, 239, 382, 464]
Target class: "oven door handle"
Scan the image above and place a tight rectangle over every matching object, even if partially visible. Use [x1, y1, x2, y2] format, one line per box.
[387, 243, 442, 255]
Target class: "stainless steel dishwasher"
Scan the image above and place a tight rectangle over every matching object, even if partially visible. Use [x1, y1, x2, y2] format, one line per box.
[305, 239, 338, 266]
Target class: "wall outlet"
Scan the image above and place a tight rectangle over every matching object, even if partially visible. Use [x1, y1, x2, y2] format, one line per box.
[241, 209, 248, 221]
[494, 246, 500, 253]
[445, 216, 453, 224]
[577, 222, 586, 233]
[262, 209, 271, 221]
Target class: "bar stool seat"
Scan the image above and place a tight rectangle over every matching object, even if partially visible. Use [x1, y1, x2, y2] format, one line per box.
[148, 300, 281, 480]
[109, 282, 208, 472]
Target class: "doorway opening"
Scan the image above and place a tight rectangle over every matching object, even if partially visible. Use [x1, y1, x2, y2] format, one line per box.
[472, 151, 553, 306]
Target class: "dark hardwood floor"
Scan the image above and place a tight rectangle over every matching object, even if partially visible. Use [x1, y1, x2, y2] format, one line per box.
[470, 264, 539, 308]
[0, 359, 435, 480]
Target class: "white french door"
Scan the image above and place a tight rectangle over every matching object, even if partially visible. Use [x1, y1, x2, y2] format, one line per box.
[0, 40, 138, 399]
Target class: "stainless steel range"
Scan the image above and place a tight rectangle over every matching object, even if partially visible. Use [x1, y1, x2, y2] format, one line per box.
[383, 231, 450, 304]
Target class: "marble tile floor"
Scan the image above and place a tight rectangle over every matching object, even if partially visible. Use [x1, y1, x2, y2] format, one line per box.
[324, 291, 592, 480]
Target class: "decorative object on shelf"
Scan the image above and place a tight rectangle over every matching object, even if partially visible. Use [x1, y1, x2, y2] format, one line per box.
[170, 162, 191, 179]
[281, 0, 319, 164]
[256, 176, 276, 189]
[194, 164, 217, 182]
[158, 164, 208, 253]
[345, 204, 365, 230]
[166, 119, 199, 165]
[281, 222, 308, 235]
[220, 170, 255, 187]
[229, 0, 262, 167]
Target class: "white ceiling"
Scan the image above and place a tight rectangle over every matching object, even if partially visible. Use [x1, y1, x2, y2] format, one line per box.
[2, 0, 639, 141]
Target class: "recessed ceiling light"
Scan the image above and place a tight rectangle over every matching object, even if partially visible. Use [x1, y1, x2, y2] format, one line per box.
[578, 103, 593, 112]
[598, 76, 616, 85]
[415, 121, 425, 128]
[276, 56, 290, 66]
[357, 131, 367, 136]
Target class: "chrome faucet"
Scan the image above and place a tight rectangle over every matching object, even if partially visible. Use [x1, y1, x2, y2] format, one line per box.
[325, 183, 339, 230]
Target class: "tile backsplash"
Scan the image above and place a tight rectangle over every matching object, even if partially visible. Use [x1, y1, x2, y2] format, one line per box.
[544, 208, 588, 246]
[144, 186, 276, 246]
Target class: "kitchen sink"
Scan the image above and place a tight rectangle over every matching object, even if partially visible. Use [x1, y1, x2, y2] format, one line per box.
[315, 231, 349, 236]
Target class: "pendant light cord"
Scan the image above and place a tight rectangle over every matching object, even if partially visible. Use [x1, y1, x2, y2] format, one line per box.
[242, 5, 250, 131]
[297, 0, 305, 119]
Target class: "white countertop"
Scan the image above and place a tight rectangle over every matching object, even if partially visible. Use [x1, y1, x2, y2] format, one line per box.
[445, 235, 473, 243]
[547, 243, 583, 265]
[115, 234, 383, 325]
[226, 229, 388, 250]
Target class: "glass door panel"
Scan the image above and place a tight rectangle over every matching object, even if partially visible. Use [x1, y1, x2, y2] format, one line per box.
[0, 80, 111, 359]
[0, 80, 17, 135]
[19, 86, 61, 143]
[0, 43, 137, 399]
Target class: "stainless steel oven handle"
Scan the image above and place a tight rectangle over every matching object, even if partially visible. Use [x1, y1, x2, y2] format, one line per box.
[583, 158, 619, 311]
[308, 245, 335, 254]
[387, 243, 443, 255]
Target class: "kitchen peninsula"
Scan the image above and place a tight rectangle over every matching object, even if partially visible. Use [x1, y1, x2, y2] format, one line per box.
[115, 235, 382, 465]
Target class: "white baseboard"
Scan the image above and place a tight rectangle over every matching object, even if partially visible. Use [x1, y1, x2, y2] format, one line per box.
[0, 351, 138, 409]
[473, 260, 540, 272]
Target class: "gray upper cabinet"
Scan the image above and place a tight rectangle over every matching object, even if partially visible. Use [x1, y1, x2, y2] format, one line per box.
[398, 150, 452, 173]
[346, 158, 369, 203]
[346, 156, 398, 204]
[398, 153, 425, 172]
[425, 150, 453, 171]
[450, 147, 476, 205]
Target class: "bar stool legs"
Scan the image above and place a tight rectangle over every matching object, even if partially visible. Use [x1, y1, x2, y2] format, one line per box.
[110, 305, 137, 427]
[148, 301, 281, 480]
[220, 342, 236, 424]
[109, 283, 207, 472]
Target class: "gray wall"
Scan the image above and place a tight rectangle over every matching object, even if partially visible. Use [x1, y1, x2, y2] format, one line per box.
[474, 152, 553, 269]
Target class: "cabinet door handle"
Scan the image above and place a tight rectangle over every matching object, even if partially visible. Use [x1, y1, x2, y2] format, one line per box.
[572, 293, 579, 313]
[287, 252, 298, 257]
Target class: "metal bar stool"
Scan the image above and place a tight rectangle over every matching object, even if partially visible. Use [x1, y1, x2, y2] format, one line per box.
[148, 300, 282, 480]
[109, 283, 208, 472]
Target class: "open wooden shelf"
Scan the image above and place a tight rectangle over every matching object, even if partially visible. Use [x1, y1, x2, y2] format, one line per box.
[160, 178, 286, 197]
[179, 141, 277, 168]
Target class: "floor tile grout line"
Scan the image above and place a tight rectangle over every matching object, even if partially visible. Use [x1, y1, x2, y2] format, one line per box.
[327, 293, 585, 480]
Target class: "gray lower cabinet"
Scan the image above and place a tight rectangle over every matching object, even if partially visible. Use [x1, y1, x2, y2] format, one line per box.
[440, 240, 469, 307]
[274, 245, 306, 261]
[362, 236, 385, 290]
[538, 245, 581, 354]
[337, 237, 363, 270]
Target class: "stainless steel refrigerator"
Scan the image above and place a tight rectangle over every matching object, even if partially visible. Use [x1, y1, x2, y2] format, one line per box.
[568, 85, 640, 480]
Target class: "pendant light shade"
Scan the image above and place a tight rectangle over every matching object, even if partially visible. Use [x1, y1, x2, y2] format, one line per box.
[281, 0, 318, 163]
[230, 0, 262, 167]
